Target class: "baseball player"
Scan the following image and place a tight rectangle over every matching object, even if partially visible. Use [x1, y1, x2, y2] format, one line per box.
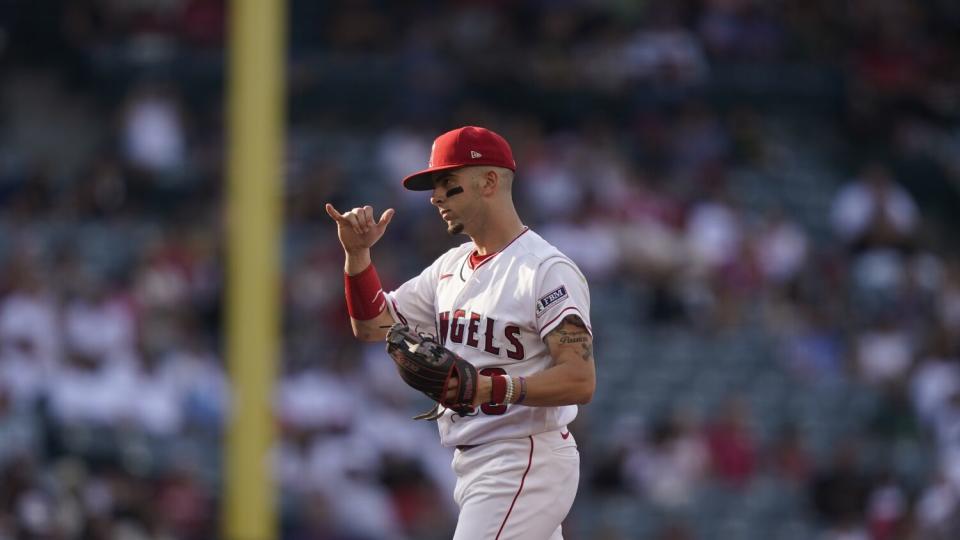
[326, 126, 595, 540]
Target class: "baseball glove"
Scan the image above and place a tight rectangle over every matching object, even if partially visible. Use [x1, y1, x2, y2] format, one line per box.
[386, 323, 478, 420]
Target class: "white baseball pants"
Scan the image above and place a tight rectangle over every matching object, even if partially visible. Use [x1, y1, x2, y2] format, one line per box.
[451, 428, 580, 540]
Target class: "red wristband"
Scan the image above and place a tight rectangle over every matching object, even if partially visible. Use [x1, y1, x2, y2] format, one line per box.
[490, 375, 507, 405]
[344, 264, 386, 321]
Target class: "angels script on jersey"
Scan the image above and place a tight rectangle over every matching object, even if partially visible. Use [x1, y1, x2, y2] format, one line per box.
[438, 310, 525, 360]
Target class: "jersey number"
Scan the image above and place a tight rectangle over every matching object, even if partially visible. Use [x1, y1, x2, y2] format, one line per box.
[479, 368, 508, 416]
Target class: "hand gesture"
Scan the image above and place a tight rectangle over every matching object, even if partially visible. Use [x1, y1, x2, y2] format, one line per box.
[325, 204, 395, 253]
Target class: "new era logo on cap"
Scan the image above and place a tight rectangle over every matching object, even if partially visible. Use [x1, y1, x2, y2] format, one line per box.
[401, 126, 516, 191]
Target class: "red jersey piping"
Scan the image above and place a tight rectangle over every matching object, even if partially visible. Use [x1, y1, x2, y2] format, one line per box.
[495, 436, 534, 539]
[467, 227, 530, 270]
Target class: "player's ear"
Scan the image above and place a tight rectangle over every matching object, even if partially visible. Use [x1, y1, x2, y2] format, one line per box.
[479, 168, 498, 195]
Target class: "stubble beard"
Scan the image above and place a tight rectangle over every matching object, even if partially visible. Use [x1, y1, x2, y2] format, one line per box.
[447, 222, 465, 235]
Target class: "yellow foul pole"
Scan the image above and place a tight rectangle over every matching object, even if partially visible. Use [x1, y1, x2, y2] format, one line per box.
[225, 0, 285, 538]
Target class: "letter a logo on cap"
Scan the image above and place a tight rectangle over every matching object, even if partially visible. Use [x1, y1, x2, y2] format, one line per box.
[470, 151, 482, 158]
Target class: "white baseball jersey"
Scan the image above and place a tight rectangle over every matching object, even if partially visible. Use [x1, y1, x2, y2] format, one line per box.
[385, 228, 592, 447]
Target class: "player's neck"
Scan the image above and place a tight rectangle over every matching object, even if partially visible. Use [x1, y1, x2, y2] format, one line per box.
[469, 210, 526, 256]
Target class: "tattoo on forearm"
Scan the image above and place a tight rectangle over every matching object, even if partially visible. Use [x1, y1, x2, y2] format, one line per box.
[547, 315, 594, 362]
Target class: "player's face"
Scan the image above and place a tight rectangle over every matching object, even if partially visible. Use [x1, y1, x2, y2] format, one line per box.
[430, 171, 478, 236]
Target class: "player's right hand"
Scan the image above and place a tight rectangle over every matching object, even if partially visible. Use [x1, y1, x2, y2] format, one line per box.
[325, 203, 395, 252]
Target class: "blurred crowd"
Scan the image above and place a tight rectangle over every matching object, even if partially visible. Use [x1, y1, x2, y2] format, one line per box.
[1, 0, 960, 539]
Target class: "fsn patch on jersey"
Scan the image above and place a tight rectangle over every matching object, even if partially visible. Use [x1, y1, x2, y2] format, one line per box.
[536, 285, 568, 317]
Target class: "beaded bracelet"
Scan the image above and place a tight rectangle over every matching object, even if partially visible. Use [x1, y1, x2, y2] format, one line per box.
[504, 375, 515, 405]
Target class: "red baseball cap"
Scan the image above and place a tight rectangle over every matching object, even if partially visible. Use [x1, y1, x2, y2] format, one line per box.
[402, 126, 516, 191]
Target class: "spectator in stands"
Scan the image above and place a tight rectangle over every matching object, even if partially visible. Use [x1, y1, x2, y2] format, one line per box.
[915, 472, 960, 539]
[938, 259, 960, 334]
[623, 409, 708, 509]
[706, 396, 757, 488]
[810, 440, 872, 539]
[121, 82, 187, 174]
[781, 304, 846, 385]
[756, 208, 809, 287]
[0, 259, 60, 409]
[911, 343, 960, 429]
[685, 190, 744, 277]
[623, 5, 708, 87]
[769, 423, 813, 485]
[854, 314, 914, 387]
[831, 162, 918, 254]
[866, 471, 911, 540]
